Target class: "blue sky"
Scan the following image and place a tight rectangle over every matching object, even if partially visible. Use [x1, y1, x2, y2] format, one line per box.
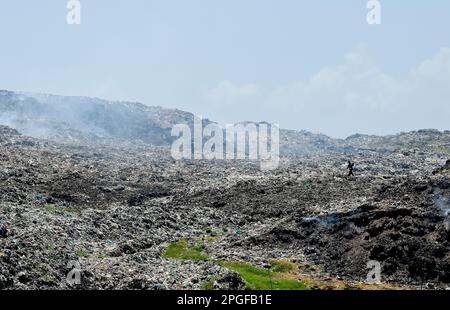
[1, 1, 449, 137]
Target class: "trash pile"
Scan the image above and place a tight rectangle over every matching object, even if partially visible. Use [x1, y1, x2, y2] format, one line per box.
[0, 115, 449, 289]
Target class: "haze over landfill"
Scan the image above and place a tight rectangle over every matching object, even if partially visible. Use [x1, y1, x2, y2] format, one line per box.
[0, 91, 449, 289]
[1, 1, 450, 290]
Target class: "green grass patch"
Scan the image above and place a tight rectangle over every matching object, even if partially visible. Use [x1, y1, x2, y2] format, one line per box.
[75, 249, 89, 258]
[201, 280, 215, 290]
[220, 261, 308, 290]
[270, 260, 296, 273]
[163, 240, 208, 261]
[41, 204, 60, 212]
[40, 204, 80, 214]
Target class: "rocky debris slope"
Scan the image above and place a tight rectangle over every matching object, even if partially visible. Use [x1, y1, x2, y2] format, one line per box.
[3, 90, 450, 157]
[0, 90, 194, 145]
[0, 126, 247, 289]
[0, 122, 449, 289]
[345, 129, 450, 153]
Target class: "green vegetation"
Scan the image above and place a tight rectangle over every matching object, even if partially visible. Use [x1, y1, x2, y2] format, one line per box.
[270, 260, 296, 273]
[40, 204, 80, 214]
[75, 249, 89, 258]
[220, 261, 308, 290]
[201, 280, 215, 290]
[163, 240, 308, 290]
[163, 239, 208, 261]
[41, 204, 60, 212]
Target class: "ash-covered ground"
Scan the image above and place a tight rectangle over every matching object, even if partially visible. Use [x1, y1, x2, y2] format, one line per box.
[1, 123, 449, 290]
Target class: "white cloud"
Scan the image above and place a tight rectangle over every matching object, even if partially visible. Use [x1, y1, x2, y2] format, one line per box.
[201, 48, 450, 138]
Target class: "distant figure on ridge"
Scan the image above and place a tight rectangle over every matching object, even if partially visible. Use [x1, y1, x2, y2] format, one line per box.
[347, 161, 355, 177]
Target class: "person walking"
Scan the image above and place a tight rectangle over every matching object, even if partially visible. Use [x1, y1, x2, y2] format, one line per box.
[347, 161, 355, 177]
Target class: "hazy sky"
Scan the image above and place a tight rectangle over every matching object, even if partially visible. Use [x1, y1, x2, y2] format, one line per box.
[1, 1, 449, 137]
